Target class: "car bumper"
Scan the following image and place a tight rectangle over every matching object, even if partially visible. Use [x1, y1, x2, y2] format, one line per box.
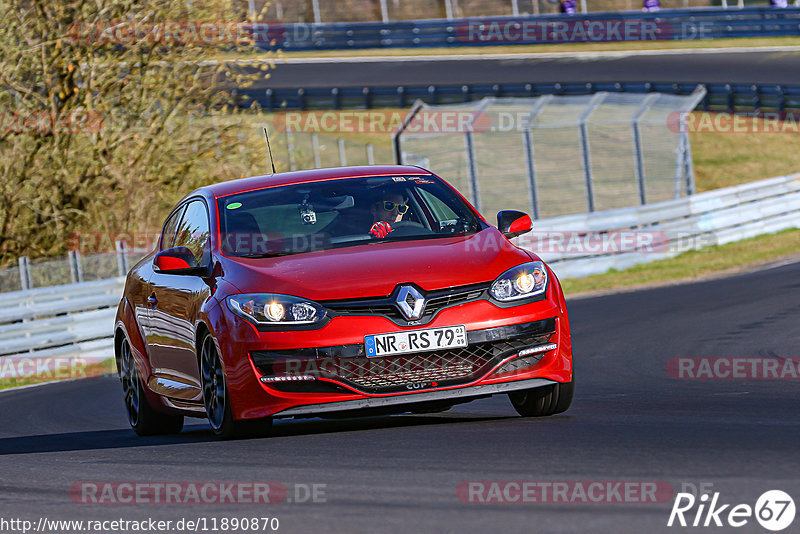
[211, 278, 572, 421]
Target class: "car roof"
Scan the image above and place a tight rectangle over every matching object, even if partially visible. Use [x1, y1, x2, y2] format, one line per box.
[194, 165, 433, 200]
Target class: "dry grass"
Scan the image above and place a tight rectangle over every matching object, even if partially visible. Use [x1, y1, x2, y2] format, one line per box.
[0, 358, 116, 391]
[561, 228, 800, 294]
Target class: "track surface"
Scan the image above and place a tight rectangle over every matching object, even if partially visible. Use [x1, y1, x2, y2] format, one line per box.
[260, 49, 800, 88]
[1, 260, 798, 533]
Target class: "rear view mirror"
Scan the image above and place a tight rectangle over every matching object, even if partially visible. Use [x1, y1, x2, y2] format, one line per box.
[497, 210, 532, 239]
[154, 246, 205, 275]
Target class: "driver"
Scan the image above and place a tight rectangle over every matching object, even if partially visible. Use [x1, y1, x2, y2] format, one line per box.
[369, 189, 409, 239]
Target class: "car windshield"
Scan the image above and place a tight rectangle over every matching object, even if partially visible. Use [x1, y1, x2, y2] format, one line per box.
[217, 175, 483, 257]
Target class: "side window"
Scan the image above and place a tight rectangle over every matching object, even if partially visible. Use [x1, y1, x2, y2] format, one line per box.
[160, 205, 186, 251]
[418, 189, 457, 220]
[174, 200, 211, 266]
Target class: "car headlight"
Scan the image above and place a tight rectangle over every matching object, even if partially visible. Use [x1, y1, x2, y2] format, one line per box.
[490, 261, 548, 302]
[227, 294, 326, 325]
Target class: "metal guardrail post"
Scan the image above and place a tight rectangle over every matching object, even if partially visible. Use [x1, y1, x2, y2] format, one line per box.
[578, 93, 607, 213]
[631, 93, 660, 206]
[338, 138, 347, 166]
[287, 127, 297, 171]
[312, 133, 322, 168]
[522, 95, 552, 220]
[116, 241, 129, 277]
[18, 256, 31, 291]
[367, 143, 375, 165]
[464, 131, 481, 212]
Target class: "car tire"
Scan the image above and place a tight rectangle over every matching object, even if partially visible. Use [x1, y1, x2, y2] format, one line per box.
[200, 332, 272, 439]
[509, 377, 574, 417]
[119, 338, 184, 436]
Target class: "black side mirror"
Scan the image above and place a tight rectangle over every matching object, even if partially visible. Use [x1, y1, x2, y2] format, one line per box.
[153, 246, 206, 275]
[497, 210, 532, 239]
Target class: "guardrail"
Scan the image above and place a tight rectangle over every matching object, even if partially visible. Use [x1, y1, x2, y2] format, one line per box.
[252, 82, 800, 112]
[253, 7, 800, 51]
[519, 173, 800, 278]
[0, 278, 123, 378]
[1, 173, 797, 373]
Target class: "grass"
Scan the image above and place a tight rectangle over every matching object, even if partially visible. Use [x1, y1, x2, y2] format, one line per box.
[0, 358, 116, 391]
[560, 228, 800, 295]
[220, 36, 800, 61]
[690, 119, 800, 192]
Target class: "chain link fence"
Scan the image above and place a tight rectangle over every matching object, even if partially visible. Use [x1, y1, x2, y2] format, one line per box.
[0, 245, 147, 294]
[395, 89, 706, 222]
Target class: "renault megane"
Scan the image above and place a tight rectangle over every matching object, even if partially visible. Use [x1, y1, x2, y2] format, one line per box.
[114, 165, 573, 438]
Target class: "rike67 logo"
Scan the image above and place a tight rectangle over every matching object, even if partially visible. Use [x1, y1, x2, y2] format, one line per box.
[668, 490, 795, 531]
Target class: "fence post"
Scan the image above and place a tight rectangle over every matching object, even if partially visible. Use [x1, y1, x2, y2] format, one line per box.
[683, 130, 695, 196]
[312, 0, 322, 23]
[287, 127, 297, 171]
[116, 240, 129, 277]
[464, 131, 481, 212]
[380, 0, 390, 22]
[674, 134, 685, 200]
[631, 93, 659, 206]
[444, 0, 455, 19]
[18, 256, 31, 290]
[312, 133, 322, 168]
[367, 143, 375, 165]
[522, 95, 551, 220]
[578, 93, 606, 213]
[392, 99, 425, 164]
[68, 250, 84, 284]
[338, 138, 347, 166]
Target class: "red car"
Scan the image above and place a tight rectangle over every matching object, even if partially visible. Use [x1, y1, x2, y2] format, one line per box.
[114, 165, 573, 438]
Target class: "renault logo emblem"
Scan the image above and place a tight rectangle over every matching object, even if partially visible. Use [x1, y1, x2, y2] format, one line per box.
[396, 286, 425, 321]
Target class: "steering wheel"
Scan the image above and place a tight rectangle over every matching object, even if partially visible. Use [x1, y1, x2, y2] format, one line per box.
[390, 220, 433, 236]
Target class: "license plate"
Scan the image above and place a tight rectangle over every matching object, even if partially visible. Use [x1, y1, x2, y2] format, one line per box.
[365, 325, 467, 357]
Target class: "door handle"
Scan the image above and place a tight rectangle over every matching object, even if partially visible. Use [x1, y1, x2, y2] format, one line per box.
[147, 294, 158, 308]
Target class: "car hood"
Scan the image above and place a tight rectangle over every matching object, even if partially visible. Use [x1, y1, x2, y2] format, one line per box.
[221, 228, 536, 301]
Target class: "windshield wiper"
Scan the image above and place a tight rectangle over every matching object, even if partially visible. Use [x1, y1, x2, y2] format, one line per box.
[237, 251, 294, 258]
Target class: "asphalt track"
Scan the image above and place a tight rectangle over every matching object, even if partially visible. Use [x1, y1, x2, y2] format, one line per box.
[1, 259, 798, 533]
[259, 49, 800, 88]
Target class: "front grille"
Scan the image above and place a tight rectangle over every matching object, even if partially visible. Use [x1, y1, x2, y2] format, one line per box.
[252, 319, 555, 394]
[322, 282, 488, 326]
[338, 350, 486, 390]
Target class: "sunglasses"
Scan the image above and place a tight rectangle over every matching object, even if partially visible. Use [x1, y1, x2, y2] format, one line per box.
[379, 201, 409, 214]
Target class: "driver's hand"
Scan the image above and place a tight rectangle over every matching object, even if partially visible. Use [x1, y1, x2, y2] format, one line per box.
[370, 221, 392, 239]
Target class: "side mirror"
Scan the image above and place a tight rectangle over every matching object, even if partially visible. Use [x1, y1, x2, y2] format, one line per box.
[497, 210, 532, 239]
[154, 246, 205, 275]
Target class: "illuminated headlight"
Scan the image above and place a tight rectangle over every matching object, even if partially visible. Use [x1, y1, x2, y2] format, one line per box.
[227, 294, 326, 325]
[490, 261, 548, 302]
